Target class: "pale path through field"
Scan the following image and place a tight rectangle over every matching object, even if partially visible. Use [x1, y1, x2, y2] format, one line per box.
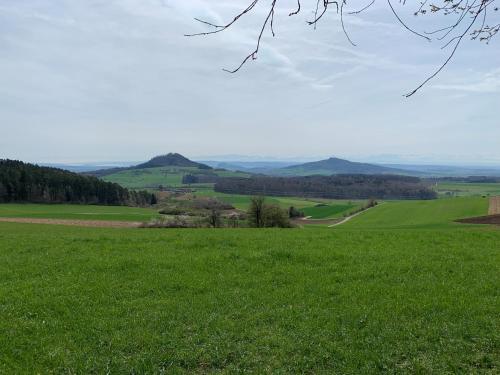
[327, 203, 383, 228]
[489, 196, 500, 215]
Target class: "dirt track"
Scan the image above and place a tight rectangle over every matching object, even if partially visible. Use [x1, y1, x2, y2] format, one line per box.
[293, 203, 382, 227]
[489, 196, 500, 215]
[0, 218, 142, 228]
[456, 215, 500, 226]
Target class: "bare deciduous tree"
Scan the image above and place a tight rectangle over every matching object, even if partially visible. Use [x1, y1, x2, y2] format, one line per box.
[186, 0, 498, 97]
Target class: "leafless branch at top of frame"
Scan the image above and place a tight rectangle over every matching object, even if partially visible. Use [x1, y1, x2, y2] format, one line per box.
[185, 0, 499, 97]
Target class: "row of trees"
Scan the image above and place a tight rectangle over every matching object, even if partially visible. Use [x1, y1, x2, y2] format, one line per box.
[0, 160, 156, 206]
[215, 174, 437, 200]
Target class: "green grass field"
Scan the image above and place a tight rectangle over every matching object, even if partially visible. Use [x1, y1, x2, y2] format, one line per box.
[0, 197, 498, 372]
[342, 196, 489, 230]
[0, 223, 498, 373]
[0, 204, 158, 222]
[436, 181, 500, 197]
[302, 203, 357, 219]
[102, 167, 249, 189]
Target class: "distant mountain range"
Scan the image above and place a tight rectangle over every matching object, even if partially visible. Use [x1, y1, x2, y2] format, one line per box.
[200, 157, 500, 177]
[69, 153, 500, 178]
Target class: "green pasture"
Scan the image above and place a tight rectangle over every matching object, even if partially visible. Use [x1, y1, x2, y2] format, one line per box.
[301, 203, 358, 219]
[102, 167, 249, 189]
[436, 181, 500, 197]
[342, 196, 489, 230]
[0, 223, 498, 373]
[0, 204, 158, 222]
[102, 166, 197, 188]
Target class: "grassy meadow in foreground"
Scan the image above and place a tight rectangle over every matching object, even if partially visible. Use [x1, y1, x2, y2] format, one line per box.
[0, 223, 498, 373]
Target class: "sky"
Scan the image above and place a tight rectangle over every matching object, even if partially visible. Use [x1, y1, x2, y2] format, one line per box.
[1, 0, 499, 165]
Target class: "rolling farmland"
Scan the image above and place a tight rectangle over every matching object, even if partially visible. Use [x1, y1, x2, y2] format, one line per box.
[1, 163, 499, 372]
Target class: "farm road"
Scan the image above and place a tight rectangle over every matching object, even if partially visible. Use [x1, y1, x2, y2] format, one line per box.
[0, 218, 142, 228]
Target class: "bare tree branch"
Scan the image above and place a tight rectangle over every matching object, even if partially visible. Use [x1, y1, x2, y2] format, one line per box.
[186, 0, 499, 97]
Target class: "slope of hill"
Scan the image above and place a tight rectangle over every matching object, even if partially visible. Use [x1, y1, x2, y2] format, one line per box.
[87, 153, 212, 178]
[271, 157, 416, 176]
[90, 154, 250, 190]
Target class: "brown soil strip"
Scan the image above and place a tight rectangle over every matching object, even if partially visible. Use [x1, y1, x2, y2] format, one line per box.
[489, 196, 500, 215]
[456, 215, 500, 226]
[0, 217, 142, 228]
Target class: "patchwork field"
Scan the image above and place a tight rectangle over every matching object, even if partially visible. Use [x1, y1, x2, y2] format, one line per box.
[0, 223, 498, 373]
[196, 190, 364, 216]
[102, 166, 249, 189]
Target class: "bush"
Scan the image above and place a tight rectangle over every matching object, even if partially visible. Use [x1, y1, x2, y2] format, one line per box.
[248, 197, 292, 228]
[289, 206, 305, 218]
[192, 197, 234, 211]
[263, 205, 293, 228]
[141, 216, 198, 228]
[158, 207, 186, 216]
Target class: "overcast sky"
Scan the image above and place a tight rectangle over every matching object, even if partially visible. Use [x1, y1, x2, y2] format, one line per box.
[1, 0, 499, 165]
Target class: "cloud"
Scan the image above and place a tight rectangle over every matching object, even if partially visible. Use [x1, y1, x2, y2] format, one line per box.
[434, 68, 500, 93]
[0, 0, 499, 163]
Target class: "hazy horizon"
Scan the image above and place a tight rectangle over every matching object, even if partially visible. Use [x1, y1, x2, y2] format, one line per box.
[27, 152, 500, 168]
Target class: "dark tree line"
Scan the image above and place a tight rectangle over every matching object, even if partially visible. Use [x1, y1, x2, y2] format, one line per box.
[215, 174, 437, 200]
[0, 160, 156, 206]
